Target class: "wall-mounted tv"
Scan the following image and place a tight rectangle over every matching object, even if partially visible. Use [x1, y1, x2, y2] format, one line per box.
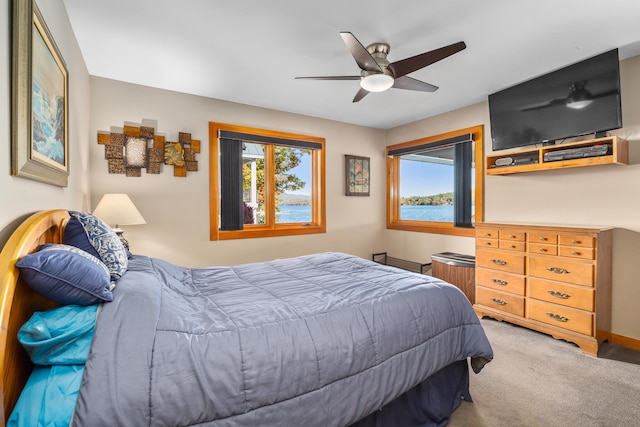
[488, 49, 622, 152]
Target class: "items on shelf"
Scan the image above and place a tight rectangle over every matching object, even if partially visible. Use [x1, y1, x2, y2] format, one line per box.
[485, 136, 627, 175]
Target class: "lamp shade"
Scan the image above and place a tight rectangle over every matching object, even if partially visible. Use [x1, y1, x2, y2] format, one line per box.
[93, 194, 146, 229]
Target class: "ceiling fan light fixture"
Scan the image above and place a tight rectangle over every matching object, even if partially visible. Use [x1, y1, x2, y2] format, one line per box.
[566, 99, 593, 109]
[360, 72, 394, 92]
[566, 81, 593, 109]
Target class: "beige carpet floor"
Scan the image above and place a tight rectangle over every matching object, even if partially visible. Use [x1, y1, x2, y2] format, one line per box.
[448, 318, 640, 427]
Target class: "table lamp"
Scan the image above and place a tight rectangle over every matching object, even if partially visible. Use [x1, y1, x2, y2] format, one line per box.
[93, 193, 146, 250]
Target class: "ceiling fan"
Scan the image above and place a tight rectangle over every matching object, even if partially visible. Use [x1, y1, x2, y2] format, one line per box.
[521, 80, 616, 111]
[295, 32, 466, 102]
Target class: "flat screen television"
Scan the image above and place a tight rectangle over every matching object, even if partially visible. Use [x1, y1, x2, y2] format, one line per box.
[488, 49, 622, 151]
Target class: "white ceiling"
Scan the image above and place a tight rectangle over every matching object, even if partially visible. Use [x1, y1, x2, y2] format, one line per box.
[61, 0, 640, 130]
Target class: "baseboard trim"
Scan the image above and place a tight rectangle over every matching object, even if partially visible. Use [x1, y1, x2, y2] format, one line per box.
[610, 333, 640, 351]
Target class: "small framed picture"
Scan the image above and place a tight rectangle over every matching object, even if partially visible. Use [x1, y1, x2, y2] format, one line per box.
[345, 155, 370, 196]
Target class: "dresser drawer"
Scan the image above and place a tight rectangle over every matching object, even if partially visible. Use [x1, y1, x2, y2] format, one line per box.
[526, 298, 592, 336]
[527, 278, 594, 311]
[476, 286, 525, 317]
[558, 234, 594, 248]
[499, 240, 525, 252]
[529, 255, 594, 286]
[499, 230, 525, 241]
[529, 243, 558, 256]
[476, 249, 525, 274]
[477, 228, 500, 239]
[529, 231, 558, 245]
[558, 246, 594, 260]
[477, 237, 499, 248]
[476, 267, 525, 295]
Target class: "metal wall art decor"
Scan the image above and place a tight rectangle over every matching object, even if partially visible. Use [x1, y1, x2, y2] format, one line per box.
[97, 119, 200, 177]
[345, 155, 370, 196]
[11, 0, 69, 187]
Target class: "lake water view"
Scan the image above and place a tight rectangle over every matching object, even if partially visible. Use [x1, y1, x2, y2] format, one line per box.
[276, 205, 312, 223]
[400, 205, 454, 222]
[276, 204, 454, 223]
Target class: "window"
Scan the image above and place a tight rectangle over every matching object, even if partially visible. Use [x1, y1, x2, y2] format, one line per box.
[209, 122, 326, 240]
[386, 125, 484, 237]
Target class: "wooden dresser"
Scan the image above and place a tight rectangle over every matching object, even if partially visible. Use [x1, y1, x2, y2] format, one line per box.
[474, 223, 613, 356]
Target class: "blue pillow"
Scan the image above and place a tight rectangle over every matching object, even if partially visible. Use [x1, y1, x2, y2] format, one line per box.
[65, 210, 128, 281]
[16, 244, 113, 305]
[18, 304, 99, 365]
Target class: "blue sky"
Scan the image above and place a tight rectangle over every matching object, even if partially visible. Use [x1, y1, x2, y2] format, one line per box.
[287, 152, 311, 196]
[400, 160, 453, 197]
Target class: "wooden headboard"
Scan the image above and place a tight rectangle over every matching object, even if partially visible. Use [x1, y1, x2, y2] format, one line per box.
[0, 210, 69, 423]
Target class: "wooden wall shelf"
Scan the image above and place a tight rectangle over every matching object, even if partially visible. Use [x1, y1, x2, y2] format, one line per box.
[486, 136, 628, 175]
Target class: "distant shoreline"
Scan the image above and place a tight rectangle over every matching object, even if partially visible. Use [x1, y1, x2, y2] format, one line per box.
[280, 193, 311, 206]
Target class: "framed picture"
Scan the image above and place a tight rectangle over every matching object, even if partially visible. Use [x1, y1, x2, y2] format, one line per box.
[11, 0, 69, 187]
[345, 155, 370, 196]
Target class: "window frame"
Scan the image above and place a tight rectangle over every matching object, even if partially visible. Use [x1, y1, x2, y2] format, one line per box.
[209, 122, 326, 240]
[386, 125, 484, 237]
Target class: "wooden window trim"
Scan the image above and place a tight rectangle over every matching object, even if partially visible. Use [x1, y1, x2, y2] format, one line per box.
[209, 122, 326, 240]
[386, 125, 484, 237]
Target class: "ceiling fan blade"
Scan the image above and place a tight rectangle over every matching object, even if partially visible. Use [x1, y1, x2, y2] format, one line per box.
[295, 76, 361, 81]
[388, 41, 466, 78]
[591, 89, 618, 100]
[340, 32, 383, 73]
[392, 76, 438, 92]
[520, 98, 567, 112]
[353, 87, 369, 103]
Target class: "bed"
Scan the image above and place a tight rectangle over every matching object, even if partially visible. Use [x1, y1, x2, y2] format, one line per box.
[0, 209, 493, 426]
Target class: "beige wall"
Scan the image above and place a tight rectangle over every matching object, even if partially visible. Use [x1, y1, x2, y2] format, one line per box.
[89, 78, 387, 267]
[0, 0, 91, 245]
[385, 55, 640, 340]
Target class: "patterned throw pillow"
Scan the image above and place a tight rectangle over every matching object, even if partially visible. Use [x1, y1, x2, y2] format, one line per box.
[64, 211, 128, 281]
[16, 244, 113, 305]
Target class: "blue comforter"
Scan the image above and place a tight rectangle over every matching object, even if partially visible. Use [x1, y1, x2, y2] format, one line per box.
[73, 252, 492, 426]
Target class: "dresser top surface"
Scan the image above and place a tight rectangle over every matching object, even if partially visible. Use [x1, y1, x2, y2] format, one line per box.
[476, 222, 614, 233]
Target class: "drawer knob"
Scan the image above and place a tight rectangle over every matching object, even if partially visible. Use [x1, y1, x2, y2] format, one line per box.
[572, 251, 580, 256]
[539, 237, 546, 241]
[510, 245, 516, 249]
[572, 240, 579, 244]
[491, 259, 507, 266]
[539, 248, 547, 252]
[546, 312, 569, 322]
[490, 298, 507, 305]
[484, 233, 491, 237]
[492, 279, 508, 286]
[547, 267, 569, 274]
[509, 234, 515, 238]
[547, 290, 570, 299]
